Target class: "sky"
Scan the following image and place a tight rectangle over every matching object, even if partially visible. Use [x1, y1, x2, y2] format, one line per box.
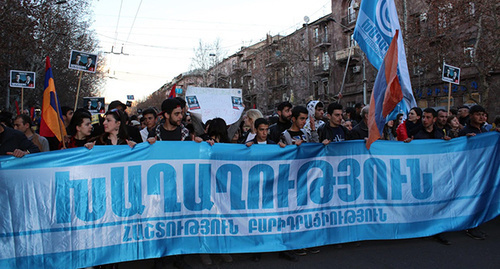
[90, 0, 331, 104]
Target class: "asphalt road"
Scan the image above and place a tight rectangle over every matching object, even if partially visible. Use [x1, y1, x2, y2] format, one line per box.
[117, 216, 500, 269]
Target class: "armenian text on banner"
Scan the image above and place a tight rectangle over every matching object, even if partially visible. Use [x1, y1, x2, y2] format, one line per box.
[0, 133, 499, 268]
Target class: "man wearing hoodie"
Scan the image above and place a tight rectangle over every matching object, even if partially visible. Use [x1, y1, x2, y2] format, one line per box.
[304, 100, 325, 133]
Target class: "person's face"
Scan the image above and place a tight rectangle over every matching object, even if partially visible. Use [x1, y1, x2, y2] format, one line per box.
[256, 124, 269, 142]
[185, 115, 192, 124]
[422, 112, 436, 128]
[315, 106, 324, 120]
[408, 109, 420, 122]
[450, 117, 460, 128]
[15, 74, 20, 81]
[437, 111, 448, 126]
[65, 110, 74, 122]
[13, 118, 29, 133]
[344, 121, 353, 131]
[103, 114, 120, 133]
[387, 120, 394, 128]
[87, 58, 92, 64]
[244, 116, 254, 130]
[167, 107, 183, 127]
[76, 118, 93, 136]
[458, 108, 469, 117]
[470, 112, 485, 126]
[26, 76, 31, 82]
[144, 113, 156, 129]
[76, 55, 81, 62]
[329, 109, 343, 127]
[398, 115, 403, 125]
[293, 113, 308, 129]
[87, 101, 92, 107]
[278, 107, 292, 122]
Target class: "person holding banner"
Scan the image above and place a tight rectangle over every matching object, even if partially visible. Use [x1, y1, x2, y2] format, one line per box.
[245, 118, 276, 146]
[269, 101, 293, 143]
[60, 110, 93, 149]
[446, 115, 461, 138]
[458, 105, 487, 137]
[13, 114, 50, 152]
[85, 109, 136, 149]
[240, 109, 264, 143]
[279, 106, 319, 146]
[0, 123, 40, 157]
[397, 107, 423, 142]
[147, 99, 190, 143]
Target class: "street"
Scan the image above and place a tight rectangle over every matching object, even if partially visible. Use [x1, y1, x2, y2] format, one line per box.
[118, 216, 500, 269]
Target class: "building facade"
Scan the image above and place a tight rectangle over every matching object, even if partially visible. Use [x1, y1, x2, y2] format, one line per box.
[139, 0, 498, 117]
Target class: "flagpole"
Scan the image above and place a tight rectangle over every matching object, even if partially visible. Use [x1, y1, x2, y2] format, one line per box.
[447, 82, 452, 114]
[21, 87, 24, 113]
[74, 71, 83, 111]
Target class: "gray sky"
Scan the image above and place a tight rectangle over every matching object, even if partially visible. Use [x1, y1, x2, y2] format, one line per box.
[91, 0, 331, 103]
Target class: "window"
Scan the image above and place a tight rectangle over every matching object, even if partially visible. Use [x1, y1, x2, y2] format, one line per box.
[322, 52, 330, 71]
[348, 1, 357, 24]
[314, 55, 320, 67]
[314, 27, 319, 43]
[323, 25, 328, 42]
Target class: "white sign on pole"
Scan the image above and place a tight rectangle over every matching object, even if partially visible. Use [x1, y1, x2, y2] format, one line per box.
[442, 63, 460, 85]
[10, 70, 36, 89]
[68, 50, 98, 73]
[185, 86, 244, 125]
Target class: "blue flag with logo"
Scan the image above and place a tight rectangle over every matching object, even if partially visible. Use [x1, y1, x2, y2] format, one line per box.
[353, 0, 416, 118]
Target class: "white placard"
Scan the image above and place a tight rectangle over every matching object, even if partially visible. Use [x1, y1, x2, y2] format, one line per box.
[185, 86, 244, 125]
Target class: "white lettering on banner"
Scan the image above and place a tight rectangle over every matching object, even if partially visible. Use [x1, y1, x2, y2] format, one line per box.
[52, 156, 433, 225]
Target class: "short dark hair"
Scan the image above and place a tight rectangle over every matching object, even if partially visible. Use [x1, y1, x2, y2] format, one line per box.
[345, 107, 356, 116]
[291, 106, 308, 119]
[174, 97, 187, 109]
[161, 99, 181, 115]
[142, 107, 157, 118]
[469, 105, 486, 115]
[423, 108, 437, 118]
[277, 101, 292, 112]
[61, 106, 73, 116]
[108, 100, 127, 111]
[355, 102, 364, 109]
[458, 105, 469, 110]
[15, 114, 32, 126]
[254, 118, 269, 129]
[327, 103, 343, 115]
[436, 109, 447, 114]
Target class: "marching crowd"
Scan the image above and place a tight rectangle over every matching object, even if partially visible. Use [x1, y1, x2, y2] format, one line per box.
[1, 97, 498, 156]
[0, 97, 499, 268]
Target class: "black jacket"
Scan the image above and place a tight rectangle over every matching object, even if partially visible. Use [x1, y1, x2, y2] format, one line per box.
[0, 125, 40, 155]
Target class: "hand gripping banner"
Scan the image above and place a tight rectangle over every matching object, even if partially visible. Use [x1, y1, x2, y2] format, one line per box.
[1, 133, 499, 268]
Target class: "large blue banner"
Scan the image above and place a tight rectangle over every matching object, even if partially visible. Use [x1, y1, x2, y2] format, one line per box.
[1, 133, 499, 268]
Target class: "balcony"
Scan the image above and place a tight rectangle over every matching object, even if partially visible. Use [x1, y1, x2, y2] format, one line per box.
[314, 37, 331, 49]
[335, 46, 361, 63]
[266, 78, 288, 88]
[314, 66, 330, 77]
[341, 13, 357, 30]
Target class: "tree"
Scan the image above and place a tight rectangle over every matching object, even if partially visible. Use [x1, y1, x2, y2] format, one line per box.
[0, 0, 104, 112]
[190, 38, 227, 86]
[406, 0, 499, 115]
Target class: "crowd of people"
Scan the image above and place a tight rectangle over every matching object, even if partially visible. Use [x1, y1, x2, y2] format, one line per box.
[0, 97, 498, 268]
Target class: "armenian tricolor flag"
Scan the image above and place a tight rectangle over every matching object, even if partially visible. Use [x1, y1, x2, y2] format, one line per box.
[40, 57, 67, 142]
[167, 83, 176, 99]
[366, 30, 402, 149]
